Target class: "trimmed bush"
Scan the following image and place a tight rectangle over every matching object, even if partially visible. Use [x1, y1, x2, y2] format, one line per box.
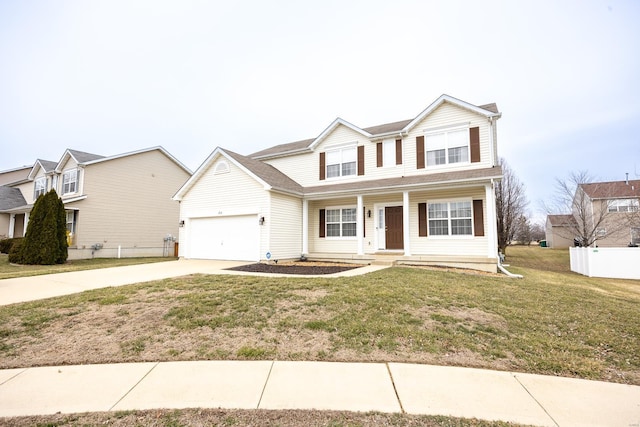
[0, 238, 22, 254]
[8, 239, 24, 263]
[16, 190, 68, 265]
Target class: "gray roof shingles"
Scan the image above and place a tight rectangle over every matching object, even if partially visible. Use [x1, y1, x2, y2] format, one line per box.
[0, 186, 28, 211]
[68, 149, 105, 164]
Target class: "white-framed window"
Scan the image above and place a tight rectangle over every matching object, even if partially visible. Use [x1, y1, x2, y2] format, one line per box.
[326, 145, 357, 178]
[425, 126, 469, 167]
[608, 198, 639, 212]
[66, 210, 76, 233]
[382, 139, 396, 167]
[62, 169, 78, 194]
[34, 177, 47, 199]
[427, 200, 473, 236]
[51, 175, 59, 193]
[326, 206, 357, 237]
[631, 227, 640, 246]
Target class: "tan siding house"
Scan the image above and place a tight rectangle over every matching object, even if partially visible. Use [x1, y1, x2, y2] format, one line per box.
[174, 94, 504, 272]
[0, 147, 191, 259]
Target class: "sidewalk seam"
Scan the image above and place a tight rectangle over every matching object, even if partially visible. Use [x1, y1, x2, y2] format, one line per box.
[513, 373, 559, 427]
[386, 363, 405, 414]
[0, 367, 28, 386]
[108, 362, 160, 411]
[256, 360, 275, 409]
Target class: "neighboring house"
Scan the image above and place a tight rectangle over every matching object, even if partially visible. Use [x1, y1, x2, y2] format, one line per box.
[173, 94, 504, 272]
[0, 166, 31, 186]
[0, 147, 192, 259]
[545, 214, 577, 248]
[545, 179, 640, 248]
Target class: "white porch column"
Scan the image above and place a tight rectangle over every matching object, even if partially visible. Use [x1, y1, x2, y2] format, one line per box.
[485, 182, 498, 259]
[302, 199, 309, 255]
[23, 213, 29, 235]
[403, 191, 411, 256]
[8, 214, 15, 238]
[357, 195, 364, 255]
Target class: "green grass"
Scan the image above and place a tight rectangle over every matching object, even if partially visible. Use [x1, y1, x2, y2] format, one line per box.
[1, 246, 638, 385]
[0, 253, 177, 279]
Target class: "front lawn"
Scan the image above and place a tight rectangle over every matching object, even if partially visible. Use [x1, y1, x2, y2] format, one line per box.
[1, 246, 638, 386]
[0, 253, 177, 280]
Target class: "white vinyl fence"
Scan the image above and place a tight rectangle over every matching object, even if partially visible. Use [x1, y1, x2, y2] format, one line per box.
[570, 247, 640, 280]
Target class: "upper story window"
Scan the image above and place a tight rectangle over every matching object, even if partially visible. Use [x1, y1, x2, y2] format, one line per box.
[608, 198, 639, 212]
[326, 146, 357, 178]
[428, 200, 472, 236]
[34, 177, 47, 199]
[62, 169, 78, 195]
[51, 175, 59, 193]
[425, 127, 469, 167]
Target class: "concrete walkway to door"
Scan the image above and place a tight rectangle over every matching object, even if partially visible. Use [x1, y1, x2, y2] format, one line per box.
[0, 259, 388, 306]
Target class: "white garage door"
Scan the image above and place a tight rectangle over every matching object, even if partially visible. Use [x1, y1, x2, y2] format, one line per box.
[189, 215, 259, 261]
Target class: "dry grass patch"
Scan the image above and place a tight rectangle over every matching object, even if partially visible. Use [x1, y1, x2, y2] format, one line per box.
[1, 246, 638, 385]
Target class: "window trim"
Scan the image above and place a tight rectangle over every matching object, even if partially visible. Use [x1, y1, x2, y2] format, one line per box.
[62, 169, 78, 195]
[426, 198, 474, 239]
[324, 205, 358, 239]
[607, 198, 639, 213]
[381, 138, 396, 168]
[325, 143, 358, 180]
[423, 124, 470, 168]
[34, 177, 47, 199]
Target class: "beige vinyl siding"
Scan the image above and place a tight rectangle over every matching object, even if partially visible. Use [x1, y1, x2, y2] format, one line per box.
[265, 125, 367, 187]
[308, 198, 360, 253]
[404, 102, 493, 176]
[76, 150, 190, 251]
[13, 182, 33, 205]
[266, 192, 303, 260]
[179, 155, 270, 256]
[59, 157, 82, 200]
[409, 187, 488, 257]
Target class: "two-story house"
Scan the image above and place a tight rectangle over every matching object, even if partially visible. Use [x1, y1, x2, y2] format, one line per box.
[0, 147, 192, 259]
[546, 179, 640, 248]
[173, 95, 503, 272]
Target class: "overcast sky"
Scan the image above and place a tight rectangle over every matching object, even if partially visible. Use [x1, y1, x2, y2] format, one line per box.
[1, 0, 638, 222]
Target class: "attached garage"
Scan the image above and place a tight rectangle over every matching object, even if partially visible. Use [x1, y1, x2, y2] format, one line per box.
[188, 215, 260, 261]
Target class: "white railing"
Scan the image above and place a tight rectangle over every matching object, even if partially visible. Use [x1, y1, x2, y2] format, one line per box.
[570, 247, 640, 280]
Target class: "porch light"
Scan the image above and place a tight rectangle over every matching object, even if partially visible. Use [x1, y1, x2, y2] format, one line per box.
[259, 216, 265, 225]
[367, 210, 371, 218]
[179, 220, 185, 227]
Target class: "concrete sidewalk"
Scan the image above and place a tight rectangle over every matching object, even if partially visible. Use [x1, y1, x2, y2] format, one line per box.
[1, 360, 639, 426]
[0, 259, 388, 306]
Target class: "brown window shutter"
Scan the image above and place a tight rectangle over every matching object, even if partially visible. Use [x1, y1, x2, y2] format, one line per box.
[395, 139, 402, 165]
[416, 136, 425, 169]
[376, 143, 382, 167]
[319, 209, 326, 238]
[357, 145, 365, 176]
[470, 127, 480, 163]
[418, 202, 428, 237]
[473, 199, 484, 237]
[319, 152, 326, 180]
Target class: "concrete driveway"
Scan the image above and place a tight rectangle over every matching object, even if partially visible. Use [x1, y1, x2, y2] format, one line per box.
[0, 259, 386, 306]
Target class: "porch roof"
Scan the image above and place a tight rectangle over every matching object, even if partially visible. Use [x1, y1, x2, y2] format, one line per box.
[0, 186, 27, 212]
[302, 166, 503, 198]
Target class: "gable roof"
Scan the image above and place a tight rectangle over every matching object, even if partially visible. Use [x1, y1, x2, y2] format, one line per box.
[547, 214, 577, 227]
[53, 147, 191, 175]
[251, 94, 500, 160]
[0, 166, 31, 186]
[580, 180, 640, 200]
[27, 159, 58, 180]
[173, 147, 303, 200]
[0, 186, 28, 212]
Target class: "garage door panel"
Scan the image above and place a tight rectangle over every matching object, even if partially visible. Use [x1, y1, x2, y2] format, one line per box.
[189, 216, 259, 261]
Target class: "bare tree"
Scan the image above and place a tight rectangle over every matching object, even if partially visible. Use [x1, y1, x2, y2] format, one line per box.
[549, 171, 639, 247]
[495, 158, 528, 255]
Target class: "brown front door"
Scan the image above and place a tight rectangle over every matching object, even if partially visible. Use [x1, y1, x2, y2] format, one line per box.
[385, 206, 404, 250]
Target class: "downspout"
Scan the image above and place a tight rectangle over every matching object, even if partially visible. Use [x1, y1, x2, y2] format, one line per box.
[498, 257, 523, 278]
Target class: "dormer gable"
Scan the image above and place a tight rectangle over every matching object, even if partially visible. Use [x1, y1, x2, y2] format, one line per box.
[55, 149, 105, 173]
[27, 159, 57, 180]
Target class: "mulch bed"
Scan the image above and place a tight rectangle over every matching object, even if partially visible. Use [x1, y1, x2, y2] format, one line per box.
[227, 262, 360, 275]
